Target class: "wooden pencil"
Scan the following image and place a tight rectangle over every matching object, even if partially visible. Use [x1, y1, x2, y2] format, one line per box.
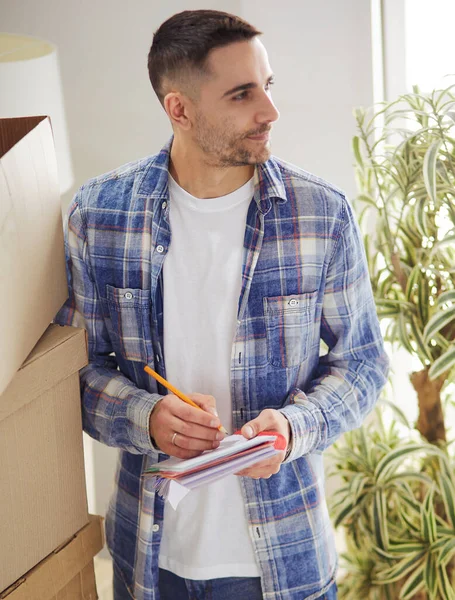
[144, 365, 229, 435]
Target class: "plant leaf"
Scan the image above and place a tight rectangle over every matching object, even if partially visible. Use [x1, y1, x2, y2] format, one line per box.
[376, 299, 415, 310]
[434, 332, 450, 351]
[423, 140, 442, 204]
[428, 344, 455, 380]
[421, 487, 437, 544]
[398, 504, 421, 534]
[350, 472, 370, 504]
[437, 563, 455, 600]
[418, 273, 430, 325]
[380, 398, 411, 429]
[423, 552, 438, 599]
[387, 471, 434, 487]
[430, 235, 455, 257]
[353, 136, 364, 168]
[405, 264, 422, 302]
[333, 498, 357, 528]
[423, 305, 455, 342]
[437, 538, 455, 567]
[387, 541, 426, 555]
[409, 314, 433, 362]
[398, 312, 415, 355]
[437, 289, 455, 306]
[375, 444, 444, 483]
[437, 471, 455, 529]
[414, 196, 430, 238]
[399, 562, 425, 600]
[357, 193, 378, 207]
[373, 489, 389, 550]
[375, 550, 427, 584]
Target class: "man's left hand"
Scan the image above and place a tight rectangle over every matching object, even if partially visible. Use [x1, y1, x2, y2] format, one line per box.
[235, 409, 291, 479]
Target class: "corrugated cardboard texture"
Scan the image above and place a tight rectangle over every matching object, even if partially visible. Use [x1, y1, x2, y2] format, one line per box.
[1, 515, 104, 600]
[0, 325, 89, 423]
[0, 116, 68, 396]
[55, 563, 97, 600]
[0, 325, 89, 592]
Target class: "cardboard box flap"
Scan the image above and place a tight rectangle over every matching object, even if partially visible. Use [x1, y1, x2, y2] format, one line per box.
[0, 515, 104, 600]
[0, 325, 88, 424]
[0, 116, 47, 159]
[0, 116, 68, 396]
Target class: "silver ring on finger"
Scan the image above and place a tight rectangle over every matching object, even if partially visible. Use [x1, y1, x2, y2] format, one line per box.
[172, 432, 178, 445]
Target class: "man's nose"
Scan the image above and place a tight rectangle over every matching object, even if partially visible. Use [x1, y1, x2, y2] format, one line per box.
[256, 94, 280, 124]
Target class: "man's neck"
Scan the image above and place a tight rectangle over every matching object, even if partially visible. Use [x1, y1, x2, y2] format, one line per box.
[169, 141, 254, 199]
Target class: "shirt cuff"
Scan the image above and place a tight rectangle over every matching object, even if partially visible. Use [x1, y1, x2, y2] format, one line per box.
[279, 397, 321, 461]
[125, 389, 164, 454]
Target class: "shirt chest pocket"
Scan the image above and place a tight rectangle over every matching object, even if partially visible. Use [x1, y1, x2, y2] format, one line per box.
[264, 291, 318, 368]
[106, 285, 152, 362]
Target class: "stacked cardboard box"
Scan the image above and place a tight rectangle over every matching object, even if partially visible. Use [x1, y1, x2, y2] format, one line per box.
[0, 516, 104, 600]
[0, 117, 104, 597]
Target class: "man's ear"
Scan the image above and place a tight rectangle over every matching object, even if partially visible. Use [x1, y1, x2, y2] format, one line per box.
[163, 92, 193, 131]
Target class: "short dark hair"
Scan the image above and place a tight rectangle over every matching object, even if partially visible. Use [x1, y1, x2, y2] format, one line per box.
[147, 10, 261, 105]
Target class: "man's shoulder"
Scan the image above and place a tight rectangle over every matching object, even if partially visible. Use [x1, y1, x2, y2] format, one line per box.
[72, 141, 172, 216]
[271, 155, 347, 203]
[78, 153, 158, 197]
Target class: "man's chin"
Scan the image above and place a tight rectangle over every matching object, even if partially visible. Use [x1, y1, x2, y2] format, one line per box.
[218, 144, 272, 167]
[251, 148, 272, 165]
[241, 143, 272, 165]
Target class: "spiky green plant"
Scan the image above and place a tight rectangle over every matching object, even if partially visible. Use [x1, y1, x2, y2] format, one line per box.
[329, 410, 455, 599]
[354, 84, 455, 443]
[329, 84, 455, 599]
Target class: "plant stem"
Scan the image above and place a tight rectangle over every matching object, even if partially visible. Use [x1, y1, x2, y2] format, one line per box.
[409, 367, 447, 443]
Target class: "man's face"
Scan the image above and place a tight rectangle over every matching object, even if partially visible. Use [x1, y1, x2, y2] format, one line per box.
[189, 38, 280, 167]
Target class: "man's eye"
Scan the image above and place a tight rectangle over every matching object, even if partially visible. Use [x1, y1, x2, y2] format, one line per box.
[232, 81, 274, 101]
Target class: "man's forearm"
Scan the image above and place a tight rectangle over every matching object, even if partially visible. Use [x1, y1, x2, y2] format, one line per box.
[80, 362, 163, 455]
[279, 352, 389, 461]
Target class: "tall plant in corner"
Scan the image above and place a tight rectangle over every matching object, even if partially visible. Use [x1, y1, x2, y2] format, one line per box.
[354, 85, 455, 443]
[329, 84, 455, 600]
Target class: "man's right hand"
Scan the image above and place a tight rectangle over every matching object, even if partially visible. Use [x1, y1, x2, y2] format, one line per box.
[149, 392, 225, 458]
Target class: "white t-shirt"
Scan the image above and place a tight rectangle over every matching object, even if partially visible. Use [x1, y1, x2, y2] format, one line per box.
[159, 173, 260, 580]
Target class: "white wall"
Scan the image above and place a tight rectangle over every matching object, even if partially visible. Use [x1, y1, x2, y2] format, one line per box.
[241, 0, 375, 198]
[1, 0, 376, 544]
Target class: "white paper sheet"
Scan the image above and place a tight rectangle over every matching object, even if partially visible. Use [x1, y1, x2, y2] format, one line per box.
[167, 479, 191, 510]
[147, 433, 277, 474]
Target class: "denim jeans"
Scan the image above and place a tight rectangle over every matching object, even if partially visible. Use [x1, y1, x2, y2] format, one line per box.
[113, 565, 338, 599]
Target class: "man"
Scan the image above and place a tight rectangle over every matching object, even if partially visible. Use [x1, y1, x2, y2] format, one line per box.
[55, 9, 388, 600]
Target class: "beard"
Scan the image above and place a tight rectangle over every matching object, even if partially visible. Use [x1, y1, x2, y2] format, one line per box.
[193, 111, 272, 167]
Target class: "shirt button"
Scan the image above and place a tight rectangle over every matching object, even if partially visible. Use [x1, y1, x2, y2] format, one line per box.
[155, 355, 160, 363]
[289, 298, 299, 307]
[152, 524, 160, 532]
[124, 292, 133, 300]
[162, 201, 167, 210]
[156, 245, 165, 254]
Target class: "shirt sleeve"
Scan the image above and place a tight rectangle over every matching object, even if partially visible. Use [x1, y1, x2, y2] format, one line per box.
[54, 191, 163, 455]
[279, 196, 389, 461]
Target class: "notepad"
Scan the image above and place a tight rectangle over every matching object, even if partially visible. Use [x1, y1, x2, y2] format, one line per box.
[145, 432, 286, 509]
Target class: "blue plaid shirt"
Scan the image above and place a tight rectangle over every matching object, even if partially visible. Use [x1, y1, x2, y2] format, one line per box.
[55, 139, 388, 600]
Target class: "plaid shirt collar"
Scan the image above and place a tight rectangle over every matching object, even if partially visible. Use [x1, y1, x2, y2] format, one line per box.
[136, 136, 288, 214]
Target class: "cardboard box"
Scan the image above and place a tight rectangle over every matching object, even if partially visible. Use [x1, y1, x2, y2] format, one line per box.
[0, 515, 104, 600]
[0, 116, 68, 396]
[0, 324, 89, 592]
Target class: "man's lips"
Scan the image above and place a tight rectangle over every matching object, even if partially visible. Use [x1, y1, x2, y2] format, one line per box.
[247, 132, 270, 141]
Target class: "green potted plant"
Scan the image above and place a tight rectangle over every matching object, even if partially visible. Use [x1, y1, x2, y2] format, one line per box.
[329, 84, 455, 599]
